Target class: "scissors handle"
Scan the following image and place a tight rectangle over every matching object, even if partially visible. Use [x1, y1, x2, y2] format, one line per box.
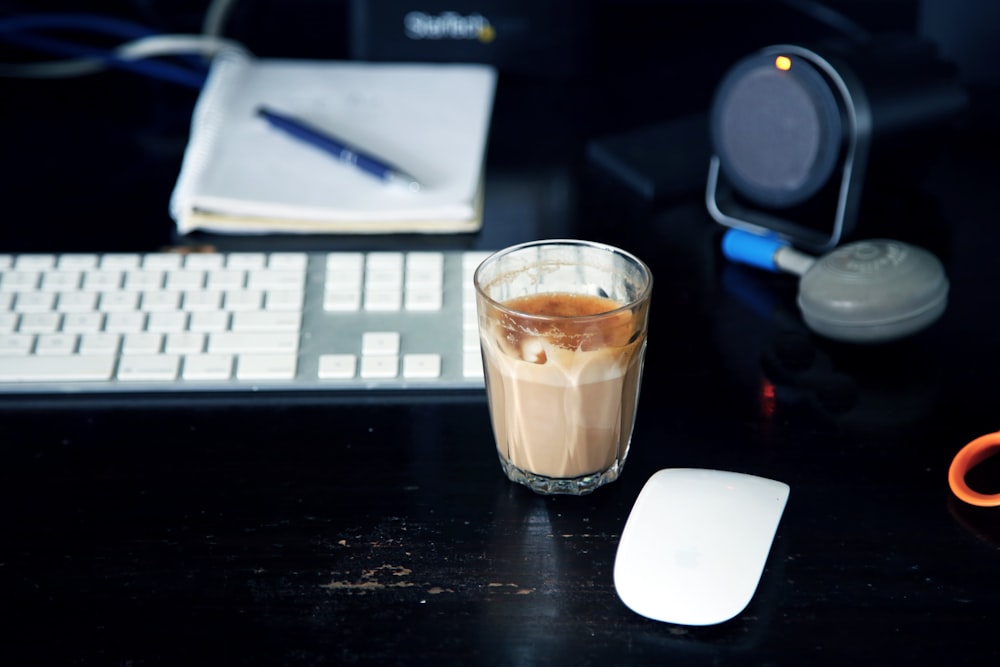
[949, 432, 1000, 507]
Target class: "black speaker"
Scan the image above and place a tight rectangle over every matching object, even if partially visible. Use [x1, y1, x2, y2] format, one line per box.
[706, 37, 967, 254]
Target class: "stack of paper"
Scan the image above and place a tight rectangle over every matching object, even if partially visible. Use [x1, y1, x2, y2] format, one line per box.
[169, 51, 497, 235]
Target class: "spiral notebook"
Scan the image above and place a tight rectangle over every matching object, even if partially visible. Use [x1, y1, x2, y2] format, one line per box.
[169, 51, 497, 235]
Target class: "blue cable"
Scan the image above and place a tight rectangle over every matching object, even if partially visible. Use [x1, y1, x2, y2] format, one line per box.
[0, 13, 158, 39]
[0, 13, 209, 88]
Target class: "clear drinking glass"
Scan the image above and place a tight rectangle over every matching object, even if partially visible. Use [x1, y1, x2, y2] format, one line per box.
[474, 239, 653, 495]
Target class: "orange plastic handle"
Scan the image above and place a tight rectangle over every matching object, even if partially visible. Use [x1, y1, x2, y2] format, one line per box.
[949, 431, 1000, 507]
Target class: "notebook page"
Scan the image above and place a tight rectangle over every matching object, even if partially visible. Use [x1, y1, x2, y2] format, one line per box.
[170, 55, 497, 233]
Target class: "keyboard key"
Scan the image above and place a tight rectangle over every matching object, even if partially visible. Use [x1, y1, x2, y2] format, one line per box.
[13, 255, 55, 270]
[181, 253, 225, 270]
[182, 353, 233, 380]
[208, 332, 298, 354]
[324, 289, 362, 312]
[82, 270, 123, 291]
[366, 252, 404, 276]
[405, 287, 443, 311]
[117, 354, 179, 381]
[463, 327, 480, 351]
[231, 311, 301, 333]
[57, 291, 98, 312]
[364, 288, 402, 311]
[236, 354, 297, 380]
[104, 311, 145, 333]
[0, 355, 115, 382]
[124, 269, 164, 290]
[19, 312, 60, 334]
[267, 252, 308, 270]
[463, 303, 479, 330]
[35, 333, 77, 355]
[142, 254, 183, 270]
[0, 312, 18, 332]
[362, 332, 400, 356]
[165, 332, 206, 355]
[183, 289, 224, 311]
[188, 311, 229, 332]
[247, 269, 305, 290]
[226, 253, 267, 270]
[1, 270, 41, 291]
[463, 350, 484, 378]
[264, 289, 304, 311]
[57, 254, 99, 270]
[79, 333, 120, 356]
[325, 253, 364, 286]
[122, 332, 163, 355]
[0, 333, 34, 355]
[360, 355, 398, 379]
[99, 254, 141, 270]
[165, 269, 205, 290]
[318, 354, 357, 380]
[405, 252, 444, 287]
[147, 311, 188, 333]
[40, 270, 82, 291]
[62, 312, 104, 333]
[141, 290, 181, 311]
[366, 263, 403, 291]
[15, 291, 55, 313]
[224, 289, 263, 311]
[403, 353, 441, 379]
[206, 269, 246, 290]
[100, 291, 139, 312]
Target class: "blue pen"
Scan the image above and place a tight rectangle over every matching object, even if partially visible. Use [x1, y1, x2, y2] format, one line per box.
[255, 106, 421, 191]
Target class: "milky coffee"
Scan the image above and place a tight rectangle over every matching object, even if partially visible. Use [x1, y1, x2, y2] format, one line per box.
[480, 291, 647, 490]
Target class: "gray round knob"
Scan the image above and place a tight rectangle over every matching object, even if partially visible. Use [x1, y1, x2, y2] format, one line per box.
[797, 239, 949, 343]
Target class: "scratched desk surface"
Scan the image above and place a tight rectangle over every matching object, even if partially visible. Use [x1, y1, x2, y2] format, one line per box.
[5, 179, 1000, 664]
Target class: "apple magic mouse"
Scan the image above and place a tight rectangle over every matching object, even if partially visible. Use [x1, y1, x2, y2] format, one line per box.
[614, 468, 790, 625]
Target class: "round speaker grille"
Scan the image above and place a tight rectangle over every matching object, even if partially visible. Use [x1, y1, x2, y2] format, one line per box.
[711, 52, 844, 209]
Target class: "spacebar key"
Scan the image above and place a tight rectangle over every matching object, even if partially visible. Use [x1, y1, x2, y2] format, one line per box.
[0, 356, 116, 382]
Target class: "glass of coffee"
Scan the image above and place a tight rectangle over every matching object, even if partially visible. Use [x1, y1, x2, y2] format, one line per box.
[474, 239, 653, 495]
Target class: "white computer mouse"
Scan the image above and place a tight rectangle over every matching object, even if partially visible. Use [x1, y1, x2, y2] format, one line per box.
[614, 468, 790, 625]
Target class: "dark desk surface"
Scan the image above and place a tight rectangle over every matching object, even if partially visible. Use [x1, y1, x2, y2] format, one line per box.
[3, 61, 1000, 666]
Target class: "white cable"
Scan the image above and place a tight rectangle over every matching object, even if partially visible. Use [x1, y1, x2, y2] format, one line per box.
[202, 0, 241, 37]
[117, 33, 249, 60]
[773, 246, 817, 277]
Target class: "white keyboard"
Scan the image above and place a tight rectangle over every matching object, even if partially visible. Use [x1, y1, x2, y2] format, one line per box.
[0, 250, 491, 397]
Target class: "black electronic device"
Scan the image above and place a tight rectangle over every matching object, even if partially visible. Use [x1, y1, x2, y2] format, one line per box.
[348, 0, 589, 78]
[706, 37, 967, 254]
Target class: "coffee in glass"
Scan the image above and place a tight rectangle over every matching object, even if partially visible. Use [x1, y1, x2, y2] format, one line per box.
[474, 239, 652, 495]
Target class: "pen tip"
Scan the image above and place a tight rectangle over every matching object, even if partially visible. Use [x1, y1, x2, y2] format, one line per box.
[387, 172, 422, 192]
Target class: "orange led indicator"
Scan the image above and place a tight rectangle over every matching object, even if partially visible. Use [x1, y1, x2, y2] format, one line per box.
[775, 55, 792, 71]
